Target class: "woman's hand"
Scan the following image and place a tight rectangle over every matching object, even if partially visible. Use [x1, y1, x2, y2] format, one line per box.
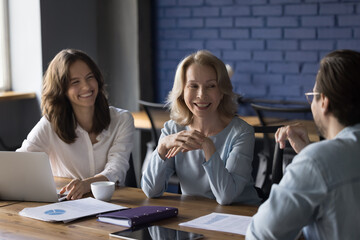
[157, 130, 204, 159]
[59, 175, 108, 200]
[158, 130, 216, 161]
[275, 124, 310, 154]
[59, 179, 89, 200]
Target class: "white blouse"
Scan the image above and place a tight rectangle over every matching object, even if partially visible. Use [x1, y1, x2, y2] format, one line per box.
[17, 107, 134, 185]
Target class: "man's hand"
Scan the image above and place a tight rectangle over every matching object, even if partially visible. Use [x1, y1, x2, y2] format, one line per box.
[275, 124, 311, 153]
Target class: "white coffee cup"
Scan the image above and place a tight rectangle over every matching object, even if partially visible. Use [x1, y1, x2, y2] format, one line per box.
[91, 181, 115, 201]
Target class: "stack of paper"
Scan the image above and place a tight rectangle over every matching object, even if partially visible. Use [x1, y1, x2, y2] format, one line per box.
[179, 212, 252, 236]
[19, 197, 127, 223]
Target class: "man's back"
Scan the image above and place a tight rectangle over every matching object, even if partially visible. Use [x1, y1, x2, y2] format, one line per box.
[247, 124, 360, 240]
[299, 123, 360, 239]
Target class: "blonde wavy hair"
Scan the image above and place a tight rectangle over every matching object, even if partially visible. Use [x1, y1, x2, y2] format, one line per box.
[167, 50, 237, 126]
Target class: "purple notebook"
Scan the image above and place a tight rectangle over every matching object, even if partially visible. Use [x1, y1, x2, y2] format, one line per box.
[97, 206, 178, 227]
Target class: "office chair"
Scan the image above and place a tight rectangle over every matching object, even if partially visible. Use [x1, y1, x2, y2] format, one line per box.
[0, 137, 21, 151]
[250, 101, 311, 188]
[250, 102, 311, 126]
[138, 100, 166, 146]
[237, 94, 311, 126]
[124, 154, 137, 188]
[252, 125, 286, 200]
[138, 100, 167, 175]
[138, 100, 181, 194]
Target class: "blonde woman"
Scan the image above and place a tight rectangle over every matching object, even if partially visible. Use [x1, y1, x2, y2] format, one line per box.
[141, 50, 260, 205]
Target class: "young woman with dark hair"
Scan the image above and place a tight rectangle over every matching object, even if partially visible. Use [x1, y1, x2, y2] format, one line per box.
[17, 49, 134, 200]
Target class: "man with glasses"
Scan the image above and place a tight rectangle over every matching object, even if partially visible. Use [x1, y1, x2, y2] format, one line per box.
[246, 49, 360, 240]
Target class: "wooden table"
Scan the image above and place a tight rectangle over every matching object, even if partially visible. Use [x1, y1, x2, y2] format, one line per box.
[0, 177, 257, 240]
[131, 111, 320, 142]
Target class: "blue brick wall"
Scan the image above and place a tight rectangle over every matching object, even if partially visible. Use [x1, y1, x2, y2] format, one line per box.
[154, 0, 360, 116]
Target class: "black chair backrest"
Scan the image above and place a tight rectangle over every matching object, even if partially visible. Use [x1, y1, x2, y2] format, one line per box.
[253, 125, 284, 199]
[124, 154, 137, 188]
[138, 100, 167, 146]
[0, 137, 21, 151]
[138, 100, 181, 194]
[250, 102, 311, 126]
[272, 141, 284, 185]
[249, 99, 311, 186]
[237, 95, 311, 126]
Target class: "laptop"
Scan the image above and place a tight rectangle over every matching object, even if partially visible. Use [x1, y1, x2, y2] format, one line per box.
[0, 151, 67, 202]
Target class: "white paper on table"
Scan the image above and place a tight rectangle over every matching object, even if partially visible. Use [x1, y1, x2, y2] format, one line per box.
[179, 212, 252, 236]
[19, 197, 127, 223]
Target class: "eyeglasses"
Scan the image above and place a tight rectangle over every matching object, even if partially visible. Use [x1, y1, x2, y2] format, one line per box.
[305, 92, 321, 104]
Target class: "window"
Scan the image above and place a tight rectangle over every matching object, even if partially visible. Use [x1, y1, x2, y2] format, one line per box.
[0, 0, 10, 92]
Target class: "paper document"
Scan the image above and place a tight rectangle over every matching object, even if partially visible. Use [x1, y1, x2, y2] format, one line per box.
[179, 212, 252, 236]
[19, 197, 127, 223]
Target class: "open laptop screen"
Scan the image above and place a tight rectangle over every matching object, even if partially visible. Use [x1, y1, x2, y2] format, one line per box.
[0, 151, 60, 202]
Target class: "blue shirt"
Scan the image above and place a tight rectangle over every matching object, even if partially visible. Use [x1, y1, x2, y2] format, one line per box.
[141, 117, 261, 205]
[246, 124, 360, 240]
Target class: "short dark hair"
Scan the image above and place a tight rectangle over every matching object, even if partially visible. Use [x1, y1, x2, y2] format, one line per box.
[316, 49, 360, 126]
[41, 49, 110, 143]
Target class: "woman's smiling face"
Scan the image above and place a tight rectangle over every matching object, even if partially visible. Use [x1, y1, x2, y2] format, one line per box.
[66, 60, 98, 112]
[183, 63, 223, 119]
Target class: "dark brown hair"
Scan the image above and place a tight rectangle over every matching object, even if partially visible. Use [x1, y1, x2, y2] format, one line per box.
[41, 49, 110, 143]
[316, 49, 360, 126]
